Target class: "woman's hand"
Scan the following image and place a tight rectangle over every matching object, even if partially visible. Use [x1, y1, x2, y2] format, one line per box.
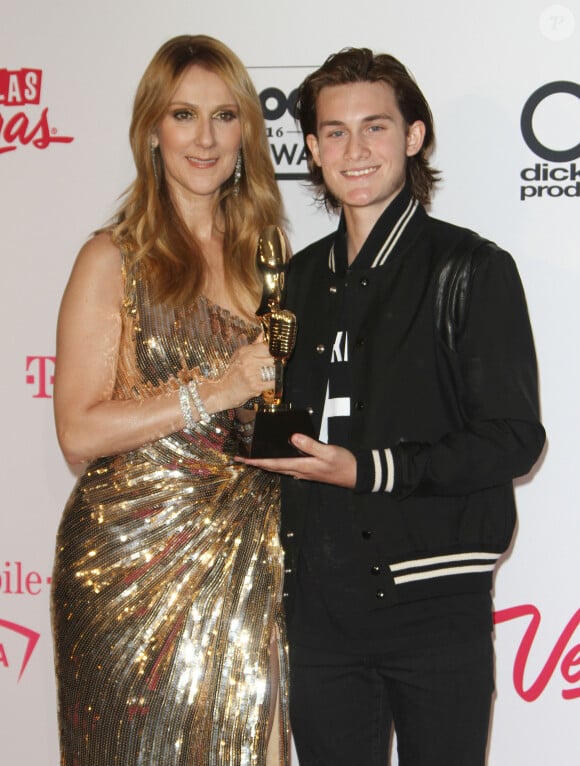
[201, 335, 276, 412]
[236, 433, 357, 489]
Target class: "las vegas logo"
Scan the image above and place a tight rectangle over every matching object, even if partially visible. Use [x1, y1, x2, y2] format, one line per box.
[0, 68, 74, 154]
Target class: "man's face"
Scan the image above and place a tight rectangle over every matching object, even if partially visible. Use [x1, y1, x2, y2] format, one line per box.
[306, 80, 425, 219]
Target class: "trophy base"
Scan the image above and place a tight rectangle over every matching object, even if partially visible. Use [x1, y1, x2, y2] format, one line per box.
[248, 406, 316, 458]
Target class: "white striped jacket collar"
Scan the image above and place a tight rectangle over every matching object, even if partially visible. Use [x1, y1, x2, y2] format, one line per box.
[328, 189, 420, 273]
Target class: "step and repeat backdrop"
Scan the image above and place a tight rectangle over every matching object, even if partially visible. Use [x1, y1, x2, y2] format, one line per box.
[1, 1, 578, 763]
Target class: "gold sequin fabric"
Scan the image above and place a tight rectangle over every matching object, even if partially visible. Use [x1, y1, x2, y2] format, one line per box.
[51, 258, 289, 765]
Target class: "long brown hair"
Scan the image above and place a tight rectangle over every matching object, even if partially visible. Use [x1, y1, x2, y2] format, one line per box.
[295, 47, 440, 209]
[111, 35, 284, 309]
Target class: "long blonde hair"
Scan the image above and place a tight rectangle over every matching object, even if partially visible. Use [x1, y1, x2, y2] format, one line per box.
[111, 35, 285, 310]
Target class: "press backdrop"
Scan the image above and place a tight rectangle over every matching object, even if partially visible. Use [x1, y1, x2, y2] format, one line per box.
[1, 1, 579, 763]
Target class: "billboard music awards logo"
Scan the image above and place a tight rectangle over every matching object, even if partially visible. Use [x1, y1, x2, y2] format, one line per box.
[520, 80, 580, 201]
[251, 66, 314, 181]
[0, 68, 74, 154]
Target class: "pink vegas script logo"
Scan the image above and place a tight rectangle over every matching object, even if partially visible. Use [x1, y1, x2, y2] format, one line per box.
[494, 604, 580, 701]
[0, 68, 74, 154]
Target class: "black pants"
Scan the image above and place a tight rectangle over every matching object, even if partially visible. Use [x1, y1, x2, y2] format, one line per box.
[289, 632, 494, 766]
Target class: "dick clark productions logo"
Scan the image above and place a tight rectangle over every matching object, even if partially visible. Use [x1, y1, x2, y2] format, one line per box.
[0, 67, 73, 154]
[520, 80, 580, 201]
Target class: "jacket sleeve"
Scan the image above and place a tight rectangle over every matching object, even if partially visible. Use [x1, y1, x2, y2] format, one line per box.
[354, 245, 546, 498]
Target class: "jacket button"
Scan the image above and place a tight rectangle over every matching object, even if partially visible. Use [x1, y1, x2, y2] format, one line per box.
[360, 277, 369, 287]
[316, 344, 325, 354]
[285, 567, 293, 574]
[361, 530, 372, 540]
[355, 401, 365, 411]
[355, 338, 364, 348]
[283, 592, 289, 598]
[307, 407, 314, 415]
[286, 531, 294, 538]
[371, 565, 381, 576]
[329, 285, 337, 294]
[376, 589, 385, 599]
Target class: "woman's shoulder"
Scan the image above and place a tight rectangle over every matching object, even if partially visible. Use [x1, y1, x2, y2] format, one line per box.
[64, 231, 124, 306]
[72, 231, 123, 278]
[79, 229, 121, 260]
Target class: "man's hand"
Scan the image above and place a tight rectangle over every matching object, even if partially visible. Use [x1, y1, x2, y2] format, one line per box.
[236, 433, 357, 489]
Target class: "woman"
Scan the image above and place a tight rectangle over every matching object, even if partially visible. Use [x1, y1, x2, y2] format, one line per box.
[51, 35, 289, 765]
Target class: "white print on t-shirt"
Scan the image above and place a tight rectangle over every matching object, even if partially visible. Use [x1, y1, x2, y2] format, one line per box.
[319, 330, 350, 443]
[331, 331, 349, 362]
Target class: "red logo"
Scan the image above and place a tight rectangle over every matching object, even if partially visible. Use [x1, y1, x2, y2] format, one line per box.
[0, 619, 40, 681]
[26, 355, 55, 398]
[0, 68, 74, 154]
[1, 560, 49, 596]
[495, 604, 580, 701]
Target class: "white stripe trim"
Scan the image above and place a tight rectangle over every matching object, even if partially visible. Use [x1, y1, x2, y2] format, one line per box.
[384, 449, 394, 493]
[328, 197, 419, 273]
[328, 244, 336, 272]
[394, 563, 497, 585]
[371, 198, 418, 268]
[371, 450, 382, 493]
[390, 551, 500, 572]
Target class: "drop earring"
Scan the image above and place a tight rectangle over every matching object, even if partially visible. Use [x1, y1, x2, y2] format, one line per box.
[233, 151, 242, 196]
[151, 141, 160, 190]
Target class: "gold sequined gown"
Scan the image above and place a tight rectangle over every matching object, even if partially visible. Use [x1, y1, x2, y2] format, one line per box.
[51, 258, 289, 766]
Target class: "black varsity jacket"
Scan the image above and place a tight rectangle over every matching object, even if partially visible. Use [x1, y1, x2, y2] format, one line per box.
[280, 194, 545, 614]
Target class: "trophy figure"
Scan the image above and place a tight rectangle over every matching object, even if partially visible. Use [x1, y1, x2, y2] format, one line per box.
[248, 226, 314, 458]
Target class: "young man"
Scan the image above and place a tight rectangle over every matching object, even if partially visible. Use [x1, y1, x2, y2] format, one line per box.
[241, 48, 545, 765]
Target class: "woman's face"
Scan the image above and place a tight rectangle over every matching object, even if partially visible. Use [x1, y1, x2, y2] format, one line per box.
[154, 64, 242, 208]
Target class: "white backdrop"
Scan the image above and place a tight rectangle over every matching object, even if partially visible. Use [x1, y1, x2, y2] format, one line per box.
[1, 1, 579, 763]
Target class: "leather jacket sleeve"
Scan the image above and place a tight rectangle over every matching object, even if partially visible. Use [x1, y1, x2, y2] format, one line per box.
[354, 242, 546, 498]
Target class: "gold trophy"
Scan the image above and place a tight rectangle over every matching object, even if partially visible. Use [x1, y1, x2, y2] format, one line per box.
[248, 226, 314, 458]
